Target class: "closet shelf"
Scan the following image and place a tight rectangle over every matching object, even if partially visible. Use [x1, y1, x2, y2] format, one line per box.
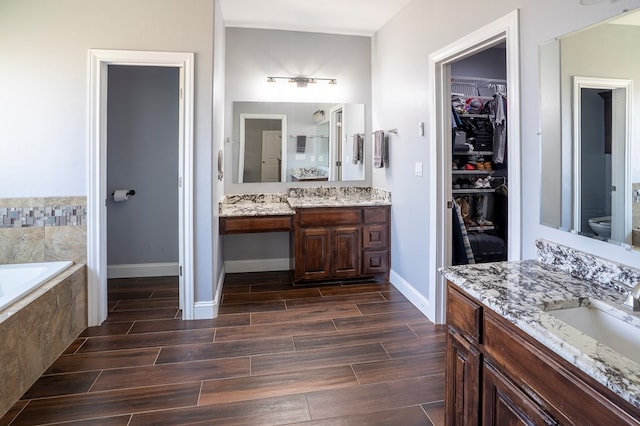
[467, 225, 495, 232]
[452, 170, 494, 175]
[452, 188, 496, 194]
[457, 113, 491, 119]
[453, 151, 493, 156]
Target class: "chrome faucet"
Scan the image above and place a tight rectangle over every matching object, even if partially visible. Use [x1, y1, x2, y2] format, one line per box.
[624, 282, 640, 311]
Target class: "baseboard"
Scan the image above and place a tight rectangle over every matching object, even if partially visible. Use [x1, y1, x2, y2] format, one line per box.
[193, 264, 225, 319]
[389, 269, 434, 322]
[224, 258, 292, 273]
[107, 262, 179, 279]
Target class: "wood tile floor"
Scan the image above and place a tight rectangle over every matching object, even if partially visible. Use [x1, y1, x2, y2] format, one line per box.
[2, 272, 446, 425]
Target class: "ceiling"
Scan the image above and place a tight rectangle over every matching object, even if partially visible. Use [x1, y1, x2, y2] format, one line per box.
[218, 0, 413, 36]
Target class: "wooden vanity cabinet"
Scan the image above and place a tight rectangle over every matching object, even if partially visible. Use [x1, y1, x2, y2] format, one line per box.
[445, 282, 640, 426]
[294, 206, 390, 282]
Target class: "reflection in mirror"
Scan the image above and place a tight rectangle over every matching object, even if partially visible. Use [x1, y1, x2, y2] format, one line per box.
[231, 102, 366, 183]
[539, 8, 640, 248]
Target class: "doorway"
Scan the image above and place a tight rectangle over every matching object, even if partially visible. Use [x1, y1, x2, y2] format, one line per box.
[428, 11, 521, 324]
[106, 65, 179, 280]
[572, 77, 632, 243]
[88, 49, 195, 326]
[239, 114, 287, 183]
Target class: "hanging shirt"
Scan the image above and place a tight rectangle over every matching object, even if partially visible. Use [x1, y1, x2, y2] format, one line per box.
[493, 94, 507, 164]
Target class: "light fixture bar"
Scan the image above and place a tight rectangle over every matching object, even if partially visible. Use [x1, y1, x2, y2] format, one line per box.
[266, 76, 337, 87]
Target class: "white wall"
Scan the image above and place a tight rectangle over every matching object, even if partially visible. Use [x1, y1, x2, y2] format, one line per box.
[0, 0, 216, 302]
[371, 0, 640, 321]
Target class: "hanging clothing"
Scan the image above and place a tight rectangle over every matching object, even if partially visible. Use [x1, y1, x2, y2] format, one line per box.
[452, 202, 475, 265]
[492, 94, 507, 164]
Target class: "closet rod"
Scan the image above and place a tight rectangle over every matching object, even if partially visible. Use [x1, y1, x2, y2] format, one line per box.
[451, 76, 507, 84]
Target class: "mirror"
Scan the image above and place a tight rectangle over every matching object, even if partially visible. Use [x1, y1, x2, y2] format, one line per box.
[539, 8, 640, 248]
[230, 102, 366, 183]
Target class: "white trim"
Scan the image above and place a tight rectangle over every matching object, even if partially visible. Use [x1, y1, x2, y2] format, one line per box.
[224, 258, 292, 273]
[194, 301, 217, 319]
[571, 76, 632, 243]
[194, 265, 225, 319]
[87, 49, 195, 326]
[107, 263, 179, 279]
[389, 270, 431, 319]
[428, 10, 521, 324]
[238, 113, 288, 183]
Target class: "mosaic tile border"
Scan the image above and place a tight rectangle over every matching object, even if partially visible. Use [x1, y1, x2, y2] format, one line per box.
[0, 198, 86, 229]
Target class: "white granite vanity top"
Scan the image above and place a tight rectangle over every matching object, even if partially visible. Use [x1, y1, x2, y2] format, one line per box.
[220, 187, 392, 217]
[441, 259, 640, 410]
[219, 193, 294, 217]
[286, 186, 391, 208]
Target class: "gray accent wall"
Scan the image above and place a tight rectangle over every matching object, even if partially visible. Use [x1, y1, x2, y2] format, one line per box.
[107, 65, 179, 266]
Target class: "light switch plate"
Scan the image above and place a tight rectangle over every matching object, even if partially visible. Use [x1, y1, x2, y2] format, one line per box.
[415, 162, 423, 177]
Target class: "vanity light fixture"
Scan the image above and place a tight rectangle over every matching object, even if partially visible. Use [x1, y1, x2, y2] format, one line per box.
[267, 76, 337, 88]
[579, 0, 608, 5]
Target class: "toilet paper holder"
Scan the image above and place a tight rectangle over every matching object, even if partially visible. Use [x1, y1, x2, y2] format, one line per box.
[111, 189, 135, 197]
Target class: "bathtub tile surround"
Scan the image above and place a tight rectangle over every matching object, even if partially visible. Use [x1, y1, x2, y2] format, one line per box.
[440, 259, 640, 410]
[0, 197, 86, 264]
[0, 263, 87, 417]
[0, 227, 45, 264]
[536, 239, 640, 291]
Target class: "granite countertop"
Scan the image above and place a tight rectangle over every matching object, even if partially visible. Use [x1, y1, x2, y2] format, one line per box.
[286, 186, 391, 208]
[441, 259, 640, 410]
[220, 187, 392, 217]
[219, 193, 294, 217]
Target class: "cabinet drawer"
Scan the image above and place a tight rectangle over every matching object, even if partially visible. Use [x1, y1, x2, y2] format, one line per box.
[220, 215, 292, 234]
[363, 224, 389, 250]
[363, 206, 389, 224]
[447, 284, 482, 343]
[362, 250, 389, 275]
[297, 208, 361, 227]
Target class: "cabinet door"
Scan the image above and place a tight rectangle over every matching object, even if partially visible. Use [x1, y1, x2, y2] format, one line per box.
[295, 228, 331, 281]
[446, 329, 481, 426]
[483, 361, 558, 426]
[332, 226, 361, 278]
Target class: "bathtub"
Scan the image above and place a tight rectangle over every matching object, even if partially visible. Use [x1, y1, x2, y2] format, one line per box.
[0, 261, 73, 311]
[0, 260, 86, 417]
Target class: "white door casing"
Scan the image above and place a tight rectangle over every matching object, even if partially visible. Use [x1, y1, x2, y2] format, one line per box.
[428, 10, 521, 324]
[239, 114, 288, 183]
[572, 76, 632, 244]
[88, 49, 194, 326]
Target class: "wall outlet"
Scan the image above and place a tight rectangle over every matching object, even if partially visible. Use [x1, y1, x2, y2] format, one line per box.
[415, 162, 423, 177]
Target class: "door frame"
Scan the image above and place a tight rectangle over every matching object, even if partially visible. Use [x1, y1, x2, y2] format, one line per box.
[572, 76, 632, 243]
[88, 49, 194, 326]
[428, 10, 521, 324]
[239, 113, 287, 183]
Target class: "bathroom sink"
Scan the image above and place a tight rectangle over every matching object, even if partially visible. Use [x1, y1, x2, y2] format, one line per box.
[544, 300, 640, 364]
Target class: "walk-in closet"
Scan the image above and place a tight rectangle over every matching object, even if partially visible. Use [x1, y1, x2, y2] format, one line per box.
[450, 46, 509, 265]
